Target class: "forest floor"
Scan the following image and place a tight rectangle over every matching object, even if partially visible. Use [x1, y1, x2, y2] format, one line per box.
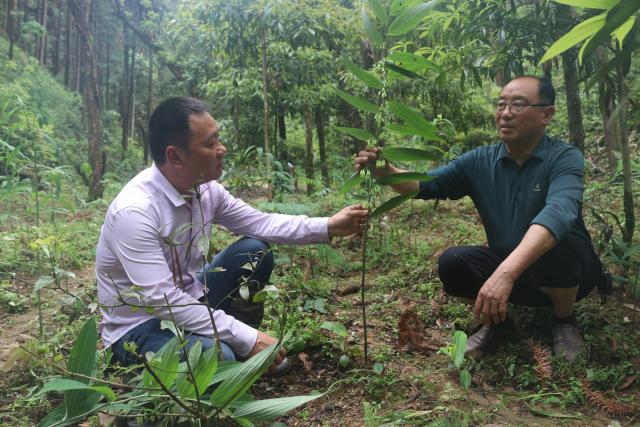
[0, 192, 639, 426]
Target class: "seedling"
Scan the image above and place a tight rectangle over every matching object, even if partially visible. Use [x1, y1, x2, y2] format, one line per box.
[439, 330, 472, 392]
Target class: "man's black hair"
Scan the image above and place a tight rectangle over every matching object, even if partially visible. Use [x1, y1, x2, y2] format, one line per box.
[507, 75, 555, 106]
[148, 97, 209, 165]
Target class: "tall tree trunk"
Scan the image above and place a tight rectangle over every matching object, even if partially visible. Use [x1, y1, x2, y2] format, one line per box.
[7, 0, 16, 59]
[562, 49, 585, 152]
[105, 40, 111, 110]
[617, 64, 634, 244]
[277, 112, 287, 162]
[602, 97, 618, 173]
[144, 53, 153, 165]
[315, 109, 329, 188]
[37, 0, 47, 64]
[129, 39, 136, 141]
[69, 0, 104, 200]
[53, 1, 61, 75]
[64, 0, 70, 87]
[261, 39, 273, 201]
[232, 79, 240, 149]
[303, 109, 315, 196]
[120, 23, 131, 152]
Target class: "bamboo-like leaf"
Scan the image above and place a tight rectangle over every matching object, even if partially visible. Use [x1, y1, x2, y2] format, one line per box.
[142, 337, 181, 389]
[580, 0, 640, 60]
[388, 101, 440, 139]
[381, 147, 439, 162]
[361, 6, 384, 46]
[613, 16, 635, 48]
[386, 123, 443, 141]
[179, 343, 218, 399]
[232, 393, 324, 422]
[453, 330, 467, 369]
[65, 317, 101, 419]
[367, 0, 388, 24]
[333, 87, 380, 114]
[390, 0, 421, 16]
[320, 321, 348, 337]
[37, 378, 116, 402]
[552, 0, 617, 10]
[376, 172, 433, 186]
[333, 126, 376, 141]
[210, 343, 280, 409]
[459, 369, 471, 392]
[539, 13, 606, 63]
[371, 191, 419, 219]
[342, 57, 384, 90]
[388, 1, 437, 36]
[339, 171, 365, 195]
[386, 52, 440, 72]
[384, 61, 427, 80]
[209, 361, 243, 385]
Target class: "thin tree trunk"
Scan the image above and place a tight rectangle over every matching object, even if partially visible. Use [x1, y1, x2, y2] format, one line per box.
[303, 109, 315, 196]
[120, 23, 131, 152]
[7, 0, 16, 59]
[617, 64, 634, 244]
[602, 98, 618, 173]
[562, 49, 585, 152]
[53, 1, 61, 75]
[105, 39, 110, 109]
[277, 112, 287, 162]
[261, 39, 273, 201]
[64, 0, 70, 87]
[315, 109, 329, 188]
[69, 0, 104, 200]
[144, 53, 153, 165]
[129, 39, 136, 141]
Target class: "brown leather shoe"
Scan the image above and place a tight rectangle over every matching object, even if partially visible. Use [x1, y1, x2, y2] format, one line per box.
[552, 323, 583, 362]
[465, 325, 495, 355]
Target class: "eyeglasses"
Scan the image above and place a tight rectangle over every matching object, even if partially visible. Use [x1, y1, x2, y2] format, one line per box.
[496, 100, 551, 114]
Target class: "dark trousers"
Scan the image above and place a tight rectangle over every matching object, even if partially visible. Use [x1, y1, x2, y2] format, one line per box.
[111, 237, 274, 366]
[438, 236, 601, 307]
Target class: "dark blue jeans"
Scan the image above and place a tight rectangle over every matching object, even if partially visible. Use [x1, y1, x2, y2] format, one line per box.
[111, 237, 274, 366]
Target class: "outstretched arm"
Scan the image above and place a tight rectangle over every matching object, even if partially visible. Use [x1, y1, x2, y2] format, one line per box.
[354, 147, 419, 194]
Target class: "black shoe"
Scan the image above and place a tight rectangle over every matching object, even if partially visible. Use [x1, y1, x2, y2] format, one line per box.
[552, 323, 583, 362]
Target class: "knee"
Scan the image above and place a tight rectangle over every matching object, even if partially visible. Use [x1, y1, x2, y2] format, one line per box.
[438, 247, 466, 297]
[239, 238, 273, 275]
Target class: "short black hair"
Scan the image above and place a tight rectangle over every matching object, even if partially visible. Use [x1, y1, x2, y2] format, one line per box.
[148, 97, 209, 165]
[507, 75, 555, 106]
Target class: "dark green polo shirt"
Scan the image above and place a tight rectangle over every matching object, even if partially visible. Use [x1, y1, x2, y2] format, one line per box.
[417, 135, 591, 254]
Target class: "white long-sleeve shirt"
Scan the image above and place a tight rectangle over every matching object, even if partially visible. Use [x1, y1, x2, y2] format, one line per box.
[96, 164, 329, 356]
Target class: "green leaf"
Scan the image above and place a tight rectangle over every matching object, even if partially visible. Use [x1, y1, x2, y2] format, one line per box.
[333, 87, 380, 114]
[540, 13, 606, 63]
[386, 52, 440, 72]
[210, 343, 280, 409]
[375, 172, 433, 186]
[613, 16, 635, 48]
[142, 336, 181, 389]
[371, 191, 419, 219]
[390, 0, 421, 16]
[367, 0, 388, 24]
[552, 0, 617, 10]
[176, 340, 202, 396]
[384, 61, 427, 80]
[388, 1, 437, 36]
[34, 276, 55, 291]
[373, 362, 384, 375]
[388, 102, 441, 140]
[232, 393, 324, 422]
[339, 172, 366, 195]
[381, 147, 439, 162]
[333, 126, 376, 141]
[320, 321, 348, 337]
[65, 317, 101, 419]
[581, 0, 640, 60]
[342, 57, 384, 90]
[37, 378, 116, 402]
[459, 369, 471, 392]
[386, 124, 443, 141]
[361, 5, 384, 46]
[179, 343, 218, 399]
[453, 330, 467, 369]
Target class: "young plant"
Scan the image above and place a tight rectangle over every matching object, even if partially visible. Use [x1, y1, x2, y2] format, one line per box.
[439, 330, 472, 392]
[336, 0, 442, 365]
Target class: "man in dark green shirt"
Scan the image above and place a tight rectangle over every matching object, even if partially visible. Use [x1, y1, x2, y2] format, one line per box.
[355, 76, 605, 362]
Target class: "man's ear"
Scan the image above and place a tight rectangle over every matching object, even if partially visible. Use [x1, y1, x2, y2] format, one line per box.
[542, 106, 555, 125]
[165, 146, 183, 166]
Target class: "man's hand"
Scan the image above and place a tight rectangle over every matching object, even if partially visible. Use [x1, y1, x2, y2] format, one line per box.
[328, 205, 369, 238]
[473, 271, 515, 326]
[355, 147, 387, 176]
[246, 331, 287, 373]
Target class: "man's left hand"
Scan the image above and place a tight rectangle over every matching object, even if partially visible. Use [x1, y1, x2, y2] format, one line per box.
[328, 205, 368, 238]
[473, 271, 515, 326]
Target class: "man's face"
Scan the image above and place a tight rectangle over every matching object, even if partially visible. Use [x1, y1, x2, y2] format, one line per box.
[495, 77, 553, 145]
[182, 112, 226, 183]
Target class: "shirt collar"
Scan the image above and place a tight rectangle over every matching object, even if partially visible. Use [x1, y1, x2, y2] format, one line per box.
[497, 134, 548, 164]
[150, 163, 189, 207]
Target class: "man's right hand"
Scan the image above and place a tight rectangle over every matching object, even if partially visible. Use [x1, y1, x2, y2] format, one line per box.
[355, 147, 386, 176]
[246, 330, 287, 373]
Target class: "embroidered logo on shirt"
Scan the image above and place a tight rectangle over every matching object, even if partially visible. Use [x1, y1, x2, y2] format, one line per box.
[533, 183, 542, 192]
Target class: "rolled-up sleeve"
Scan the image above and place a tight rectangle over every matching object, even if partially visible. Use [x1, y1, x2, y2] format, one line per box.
[530, 148, 584, 244]
[108, 207, 258, 357]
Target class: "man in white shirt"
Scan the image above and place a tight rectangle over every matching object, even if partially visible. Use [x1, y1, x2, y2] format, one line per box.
[96, 97, 367, 371]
